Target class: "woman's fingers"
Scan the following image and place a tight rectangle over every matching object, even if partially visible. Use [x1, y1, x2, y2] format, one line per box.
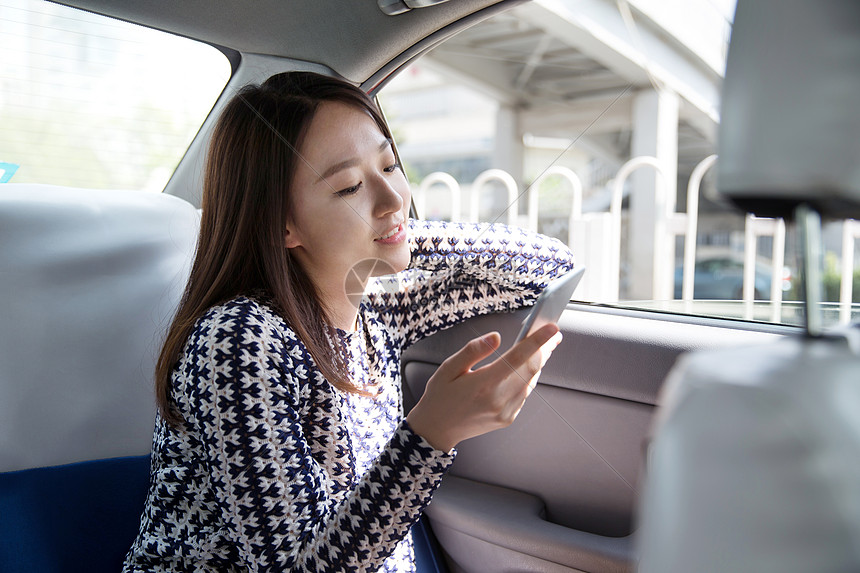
[435, 331, 501, 379]
[406, 332, 503, 452]
[480, 324, 563, 424]
[406, 324, 563, 453]
[524, 331, 563, 394]
[484, 323, 560, 382]
[538, 331, 563, 370]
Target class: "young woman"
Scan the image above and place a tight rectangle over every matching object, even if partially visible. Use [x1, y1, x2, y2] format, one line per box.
[123, 71, 574, 572]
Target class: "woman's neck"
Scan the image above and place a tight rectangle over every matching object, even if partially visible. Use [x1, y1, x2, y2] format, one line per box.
[319, 286, 360, 332]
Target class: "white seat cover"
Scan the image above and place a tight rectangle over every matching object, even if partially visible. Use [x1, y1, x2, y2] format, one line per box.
[0, 184, 199, 472]
[638, 327, 860, 572]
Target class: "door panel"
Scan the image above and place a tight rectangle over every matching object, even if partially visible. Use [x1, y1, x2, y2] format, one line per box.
[406, 360, 649, 538]
[428, 476, 632, 573]
[401, 305, 783, 572]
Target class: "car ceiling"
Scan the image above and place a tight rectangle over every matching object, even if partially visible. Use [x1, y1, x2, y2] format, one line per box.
[50, 0, 721, 184]
[51, 0, 513, 84]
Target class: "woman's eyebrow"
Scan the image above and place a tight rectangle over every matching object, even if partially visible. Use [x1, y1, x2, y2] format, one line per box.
[316, 139, 393, 183]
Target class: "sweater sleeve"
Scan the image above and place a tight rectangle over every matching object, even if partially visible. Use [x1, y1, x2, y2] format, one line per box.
[174, 299, 454, 572]
[366, 218, 575, 348]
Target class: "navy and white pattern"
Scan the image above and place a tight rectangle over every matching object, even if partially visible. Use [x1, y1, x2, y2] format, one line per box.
[123, 219, 574, 572]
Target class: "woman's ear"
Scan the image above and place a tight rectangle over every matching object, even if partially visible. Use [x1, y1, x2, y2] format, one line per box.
[284, 225, 302, 249]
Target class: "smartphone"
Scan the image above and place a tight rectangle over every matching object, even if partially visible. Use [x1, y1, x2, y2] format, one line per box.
[515, 266, 586, 342]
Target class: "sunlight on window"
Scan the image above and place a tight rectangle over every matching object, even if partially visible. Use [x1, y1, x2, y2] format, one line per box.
[379, 0, 858, 327]
[0, 0, 230, 191]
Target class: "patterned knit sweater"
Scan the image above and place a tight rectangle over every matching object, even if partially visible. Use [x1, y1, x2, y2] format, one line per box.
[123, 219, 575, 572]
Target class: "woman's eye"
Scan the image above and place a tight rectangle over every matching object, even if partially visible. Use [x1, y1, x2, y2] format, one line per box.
[336, 183, 361, 196]
[383, 163, 402, 174]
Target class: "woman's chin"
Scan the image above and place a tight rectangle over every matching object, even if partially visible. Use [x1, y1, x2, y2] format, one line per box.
[389, 248, 411, 274]
[373, 244, 410, 275]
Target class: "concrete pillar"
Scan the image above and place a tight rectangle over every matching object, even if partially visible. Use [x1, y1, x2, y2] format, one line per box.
[627, 88, 679, 300]
[493, 104, 525, 191]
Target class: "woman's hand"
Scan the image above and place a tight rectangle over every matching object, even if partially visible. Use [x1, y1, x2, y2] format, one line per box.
[405, 323, 563, 452]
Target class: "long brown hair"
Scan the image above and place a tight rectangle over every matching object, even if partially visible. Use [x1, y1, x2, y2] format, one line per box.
[156, 71, 391, 426]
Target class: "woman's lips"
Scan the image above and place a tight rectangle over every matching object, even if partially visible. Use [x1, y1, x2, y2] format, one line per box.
[375, 223, 406, 244]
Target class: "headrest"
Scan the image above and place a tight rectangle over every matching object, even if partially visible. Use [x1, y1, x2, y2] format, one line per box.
[718, 0, 860, 219]
[0, 185, 199, 472]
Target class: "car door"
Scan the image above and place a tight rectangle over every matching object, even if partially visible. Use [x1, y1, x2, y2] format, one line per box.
[398, 294, 785, 573]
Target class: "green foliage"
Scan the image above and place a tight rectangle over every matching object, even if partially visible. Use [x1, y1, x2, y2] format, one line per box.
[0, 97, 197, 190]
[789, 252, 860, 302]
[526, 172, 577, 213]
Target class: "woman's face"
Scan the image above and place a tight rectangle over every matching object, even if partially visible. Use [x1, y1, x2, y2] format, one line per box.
[286, 100, 411, 305]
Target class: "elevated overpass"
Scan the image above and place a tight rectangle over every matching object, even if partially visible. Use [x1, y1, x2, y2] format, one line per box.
[412, 0, 733, 299]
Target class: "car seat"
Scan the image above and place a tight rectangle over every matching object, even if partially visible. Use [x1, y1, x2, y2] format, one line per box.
[0, 182, 449, 572]
[0, 184, 199, 572]
[636, 0, 860, 571]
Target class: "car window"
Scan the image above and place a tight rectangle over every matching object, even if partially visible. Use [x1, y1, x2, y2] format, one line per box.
[378, 0, 859, 329]
[0, 0, 230, 191]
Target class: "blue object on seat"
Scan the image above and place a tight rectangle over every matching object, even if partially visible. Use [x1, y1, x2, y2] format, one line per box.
[0, 162, 18, 183]
[412, 515, 449, 573]
[0, 455, 151, 573]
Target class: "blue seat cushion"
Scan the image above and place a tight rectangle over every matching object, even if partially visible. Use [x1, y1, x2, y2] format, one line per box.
[0, 455, 151, 573]
[0, 453, 450, 572]
[412, 515, 449, 573]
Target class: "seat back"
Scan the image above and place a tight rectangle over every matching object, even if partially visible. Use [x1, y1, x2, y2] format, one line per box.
[638, 1, 860, 569]
[0, 184, 199, 571]
[637, 327, 860, 572]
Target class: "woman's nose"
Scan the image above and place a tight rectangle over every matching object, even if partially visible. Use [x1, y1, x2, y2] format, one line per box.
[372, 172, 407, 216]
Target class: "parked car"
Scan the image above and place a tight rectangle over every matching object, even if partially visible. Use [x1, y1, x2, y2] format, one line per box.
[673, 255, 792, 300]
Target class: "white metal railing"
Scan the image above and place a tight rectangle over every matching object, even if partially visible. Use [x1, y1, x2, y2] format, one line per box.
[527, 166, 582, 241]
[743, 214, 786, 322]
[469, 169, 518, 227]
[526, 166, 611, 302]
[611, 157, 674, 302]
[412, 160, 859, 323]
[841, 219, 860, 323]
[416, 172, 461, 222]
[680, 155, 717, 307]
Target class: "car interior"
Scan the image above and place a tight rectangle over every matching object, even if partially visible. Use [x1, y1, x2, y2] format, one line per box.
[1, 0, 858, 572]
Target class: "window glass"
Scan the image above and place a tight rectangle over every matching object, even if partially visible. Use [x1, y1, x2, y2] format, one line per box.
[379, 0, 860, 328]
[0, 0, 230, 191]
